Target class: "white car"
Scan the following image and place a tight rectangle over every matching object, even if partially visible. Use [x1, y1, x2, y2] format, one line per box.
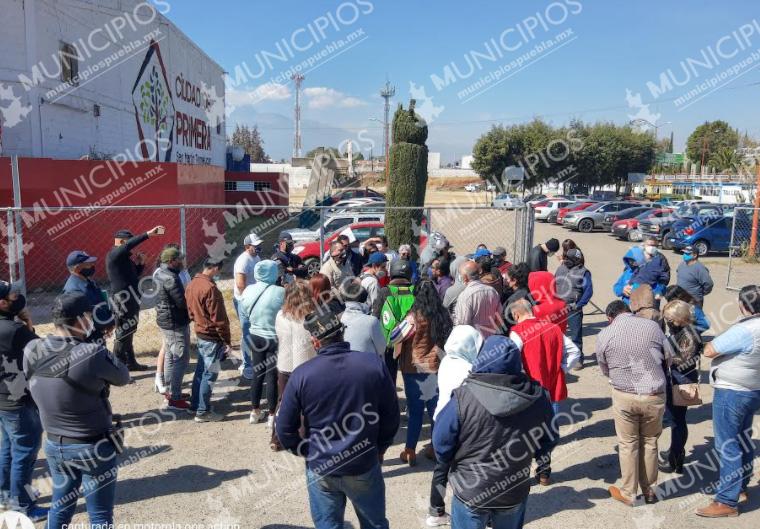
[534, 199, 573, 221]
[464, 183, 482, 192]
[286, 212, 385, 241]
[492, 193, 523, 208]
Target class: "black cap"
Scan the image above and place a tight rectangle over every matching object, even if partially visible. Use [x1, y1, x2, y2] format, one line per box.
[545, 238, 560, 253]
[66, 250, 97, 268]
[114, 229, 134, 239]
[52, 292, 92, 321]
[304, 310, 344, 340]
[204, 256, 224, 269]
[278, 231, 293, 242]
[390, 259, 412, 280]
[0, 280, 20, 299]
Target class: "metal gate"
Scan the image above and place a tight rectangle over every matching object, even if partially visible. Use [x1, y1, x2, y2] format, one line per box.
[726, 206, 760, 290]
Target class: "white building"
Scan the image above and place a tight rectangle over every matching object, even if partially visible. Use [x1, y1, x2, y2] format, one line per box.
[427, 152, 441, 170]
[0, 0, 226, 166]
[461, 154, 474, 169]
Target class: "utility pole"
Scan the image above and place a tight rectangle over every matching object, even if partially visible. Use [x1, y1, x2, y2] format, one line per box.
[291, 73, 304, 159]
[749, 162, 760, 257]
[380, 81, 395, 187]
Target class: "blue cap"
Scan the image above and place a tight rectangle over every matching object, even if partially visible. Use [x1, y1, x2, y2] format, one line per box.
[66, 250, 97, 267]
[367, 252, 388, 265]
[474, 248, 492, 259]
[0, 280, 20, 299]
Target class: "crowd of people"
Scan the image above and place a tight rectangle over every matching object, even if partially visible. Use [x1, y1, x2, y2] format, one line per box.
[0, 223, 758, 529]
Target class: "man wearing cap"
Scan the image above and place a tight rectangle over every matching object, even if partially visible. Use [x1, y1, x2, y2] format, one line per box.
[154, 247, 191, 410]
[63, 250, 114, 345]
[24, 292, 131, 528]
[233, 233, 262, 380]
[527, 238, 560, 273]
[320, 240, 355, 288]
[676, 245, 713, 307]
[272, 232, 306, 284]
[361, 252, 387, 308]
[492, 246, 512, 279]
[185, 258, 231, 422]
[106, 225, 165, 370]
[276, 309, 399, 529]
[0, 281, 46, 521]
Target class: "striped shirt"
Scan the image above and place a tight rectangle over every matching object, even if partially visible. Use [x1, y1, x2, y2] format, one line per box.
[595, 313, 673, 395]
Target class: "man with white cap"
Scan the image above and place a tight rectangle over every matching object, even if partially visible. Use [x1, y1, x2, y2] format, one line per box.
[233, 233, 262, 380]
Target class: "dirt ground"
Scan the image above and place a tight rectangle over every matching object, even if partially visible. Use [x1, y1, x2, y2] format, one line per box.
[26, 191, 760, 529]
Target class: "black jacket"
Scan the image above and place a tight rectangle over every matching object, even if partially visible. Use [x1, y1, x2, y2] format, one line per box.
[154, 264, 190, 330]
[106, 233, 148, 307]
[527, 245, 548, 273]
[0, 313, 38, 411]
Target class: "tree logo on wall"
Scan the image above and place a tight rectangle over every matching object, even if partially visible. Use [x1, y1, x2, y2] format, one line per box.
[132, 40, 175, 162]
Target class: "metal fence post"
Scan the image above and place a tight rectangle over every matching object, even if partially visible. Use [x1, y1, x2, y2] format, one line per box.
[726, 208, 740, 290]
[179, 206, 187, 256]
[11, 157, 26, 296]
[319, 207, 325, 258]
[5, 210, 16, 283]
[427, 207, 432, 236]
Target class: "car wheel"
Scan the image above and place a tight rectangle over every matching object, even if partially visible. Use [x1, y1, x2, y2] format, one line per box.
[661, 232, 673, 250]
[304, 258, 320, 277]
[694, 240, 710, 257]
[578, 219, 594, 233]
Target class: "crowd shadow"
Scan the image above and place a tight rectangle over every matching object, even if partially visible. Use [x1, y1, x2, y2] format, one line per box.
[527, 485, 609, 523]
[116, 465, 250, 504]
[551, 452, 619, 484]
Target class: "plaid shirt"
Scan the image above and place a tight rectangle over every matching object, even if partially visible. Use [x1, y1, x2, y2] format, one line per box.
[595, 313, 673, 395]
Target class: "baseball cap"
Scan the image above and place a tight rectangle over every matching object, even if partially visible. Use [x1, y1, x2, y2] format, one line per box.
[52, 292, 92, 321]
[303, 310, 344, 340]
[160, 247, 183, 263]
[66, 250, 97, 268]
[545, 238, 560, 253]
[114, 229, 134, 239]
[244, 233, 263, 246]
[493, 246, 507, 257]
[367, 252, 388, 265]
[278, 231, 293, 242]
[204, 256, 225, 269]
[431, 232, 451, 251]
[682, 245, 696, 255]
[474, 248, 492, 259]
[0, 280, 21, 299]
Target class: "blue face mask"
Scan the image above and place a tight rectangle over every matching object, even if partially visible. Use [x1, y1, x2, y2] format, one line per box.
[683, 254, 694, 263]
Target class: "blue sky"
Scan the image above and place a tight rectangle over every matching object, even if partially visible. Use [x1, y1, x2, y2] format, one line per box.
[164, 0, 760, 162]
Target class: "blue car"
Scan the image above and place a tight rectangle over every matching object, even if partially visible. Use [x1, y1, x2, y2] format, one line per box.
[667, 209, 750, 256]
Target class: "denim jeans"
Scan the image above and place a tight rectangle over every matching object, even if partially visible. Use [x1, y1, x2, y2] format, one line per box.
[45, 439, 118, 529]
[664, 379, 688, 465]
[535, 401, 560, 477]
[161, 326, 190, 400]
[402, 373, 438, 450]
[451, 496, 527, 529]
[306, 463, 389, 529]
[191, 338, 224, 415]
[250, 335, 278, 413]
[0, 403, 42, 513]
[429, 459, 451, 516]
[233, 298, 252, 371]
[713, 387, 760, 507]
[566, 309, 583, 360]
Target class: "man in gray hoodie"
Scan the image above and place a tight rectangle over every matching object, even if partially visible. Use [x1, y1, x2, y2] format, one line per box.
[339, 279, 385, 356]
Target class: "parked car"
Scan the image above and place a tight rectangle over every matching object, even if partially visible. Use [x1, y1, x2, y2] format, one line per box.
[667, 209, 750, 256]
[639, 202, 725, 250]
[326, 188, 384, 205]
[601, 205, 654, 231]
[465, 183, 482, 192]
[329, 198, 385, 213]
[534, 199, 573, 221]
[291, 221, 428, 276]
[562, 201, 642, 232]
[285, 211, 385, 242]
[556, 201, 598, 225]
[610, 208, 673, 241]
[492, 193, 523, 208]
[527, 197, 551, 207]
[523, 193, 547, 203]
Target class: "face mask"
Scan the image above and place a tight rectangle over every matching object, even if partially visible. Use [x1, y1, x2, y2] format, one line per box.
[7, 295, 26, 316]
[683, 254, 693, 263]
[285, 243, 294, 252]
[645, 245, 658, 256]
[80, 267, 96, 278]
[212, 275, 221, 282]
[377, 269, 387, 279]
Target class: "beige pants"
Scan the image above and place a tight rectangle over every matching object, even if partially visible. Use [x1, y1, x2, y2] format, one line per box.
[611, 388, 666, 500]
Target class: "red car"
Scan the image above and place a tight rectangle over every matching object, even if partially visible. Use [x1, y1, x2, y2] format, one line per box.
[291, 221, 428, 276]
[610, 208, 672, 241]
[556, 201, 597, 225]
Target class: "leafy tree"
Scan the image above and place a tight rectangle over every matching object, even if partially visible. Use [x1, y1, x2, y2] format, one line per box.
[306, 146, 341, 159]
[229, 124, 270, 162]
[385, 100, 428, 254]
[710, 147, 742, 174]
[685, 120, 738, 168]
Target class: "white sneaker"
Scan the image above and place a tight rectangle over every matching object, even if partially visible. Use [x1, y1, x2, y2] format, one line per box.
[426, 513, 450, 527]
[154, 372, 167, 394]
[266, 415, 274, 430]
[249, 409, 267, 424]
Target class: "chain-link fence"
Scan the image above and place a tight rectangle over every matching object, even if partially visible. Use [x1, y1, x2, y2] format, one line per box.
[726, 206, 760, 291]
[1, 204, 533, 322]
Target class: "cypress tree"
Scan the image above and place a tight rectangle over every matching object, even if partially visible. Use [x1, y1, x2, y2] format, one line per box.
[385, 100, 429, 255]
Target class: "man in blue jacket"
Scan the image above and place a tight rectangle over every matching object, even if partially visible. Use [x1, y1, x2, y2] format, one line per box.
[276, 309, 399, 529]
[433, 335, 555, 529]
[628, 237, 671, 302]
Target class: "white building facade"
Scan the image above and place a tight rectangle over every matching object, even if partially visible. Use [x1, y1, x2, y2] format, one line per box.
[0, 0, 226, 166]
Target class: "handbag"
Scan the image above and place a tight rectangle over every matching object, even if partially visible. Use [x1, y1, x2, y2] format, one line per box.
[671, 356, 702, 407]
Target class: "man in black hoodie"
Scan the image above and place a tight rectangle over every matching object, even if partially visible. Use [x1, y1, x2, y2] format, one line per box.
[433, 334, 555, 529]
[527, 238, 559, 273]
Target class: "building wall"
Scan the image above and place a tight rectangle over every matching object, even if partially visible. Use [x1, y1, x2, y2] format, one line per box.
[0, 0, 226, 166]
[224, 171, 289, 212]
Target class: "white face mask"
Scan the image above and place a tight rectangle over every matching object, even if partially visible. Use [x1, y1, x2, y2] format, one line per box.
[644, 245, 658, 257]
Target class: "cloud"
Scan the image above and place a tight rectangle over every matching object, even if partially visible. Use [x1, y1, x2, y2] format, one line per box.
[303, 87, 366, 109]
[226, 83, 291, 107]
